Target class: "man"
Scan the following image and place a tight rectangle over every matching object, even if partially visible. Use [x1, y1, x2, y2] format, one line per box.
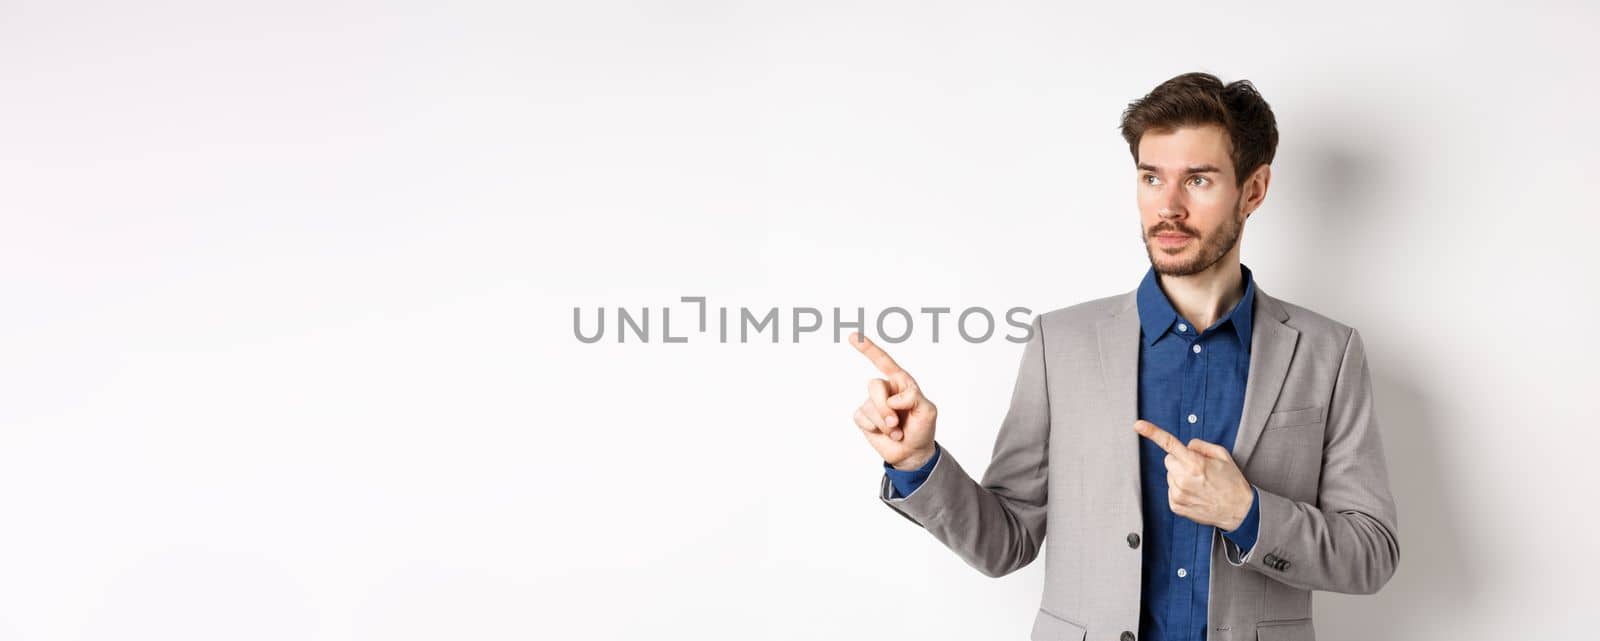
[849, 73, 1399, 641]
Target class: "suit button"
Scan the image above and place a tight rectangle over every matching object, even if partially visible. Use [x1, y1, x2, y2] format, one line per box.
[1279, 559, 1291, 570]
[1127, 533, 1140, 548]
[1263, 553, 1278, 564]
[1121, 632, 1135, 641]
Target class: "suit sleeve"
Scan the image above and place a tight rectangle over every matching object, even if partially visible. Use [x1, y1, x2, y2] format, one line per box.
[877, 316, 1051, 578]
[1220, 328, 1401, 594]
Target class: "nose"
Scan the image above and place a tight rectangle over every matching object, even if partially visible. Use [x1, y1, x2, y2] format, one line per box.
[1158, 189, 1186, 219]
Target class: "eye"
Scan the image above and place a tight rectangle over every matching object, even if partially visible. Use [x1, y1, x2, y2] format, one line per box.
[1188, 176, 1209, 187]
[1142, 174, 1159, 185]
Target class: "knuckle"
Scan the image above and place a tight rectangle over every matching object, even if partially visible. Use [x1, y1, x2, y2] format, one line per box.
[859, 404, 881, 425]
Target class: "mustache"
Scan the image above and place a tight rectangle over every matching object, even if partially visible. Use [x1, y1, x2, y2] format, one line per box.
[1149, 222, 1199, 237]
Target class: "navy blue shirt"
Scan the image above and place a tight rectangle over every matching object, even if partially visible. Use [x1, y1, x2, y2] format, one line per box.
[885, 264, 1262, 641]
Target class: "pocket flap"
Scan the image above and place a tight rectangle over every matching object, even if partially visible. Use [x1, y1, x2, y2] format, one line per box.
[1255, 617, 1314, 641]
[1264, 405, 1325, 430]
[1029, 608, 1087, 641]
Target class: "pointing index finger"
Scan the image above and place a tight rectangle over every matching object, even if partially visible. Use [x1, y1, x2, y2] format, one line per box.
[1134, 420, 1201, 465]
[849, 332, 906, 378]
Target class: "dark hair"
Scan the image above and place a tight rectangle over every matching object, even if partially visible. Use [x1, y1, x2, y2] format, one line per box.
[1119, 72, 1278, 188]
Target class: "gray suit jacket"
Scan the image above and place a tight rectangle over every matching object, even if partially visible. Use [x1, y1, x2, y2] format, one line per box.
[879, 283, 1400, 641]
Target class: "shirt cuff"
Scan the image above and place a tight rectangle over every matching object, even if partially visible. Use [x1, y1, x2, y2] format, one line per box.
[882, 443, 941, 499]
[1221, 485, 1261, 553]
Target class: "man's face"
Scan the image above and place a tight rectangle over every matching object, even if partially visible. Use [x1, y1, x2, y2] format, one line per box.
[1135, 124, 1249, 277]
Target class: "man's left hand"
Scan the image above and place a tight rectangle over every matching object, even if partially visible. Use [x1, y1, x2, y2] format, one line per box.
[1133, 419, 1255, 532]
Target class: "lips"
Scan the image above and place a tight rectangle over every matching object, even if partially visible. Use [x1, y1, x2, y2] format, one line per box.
[1155, 233, 1192, 247]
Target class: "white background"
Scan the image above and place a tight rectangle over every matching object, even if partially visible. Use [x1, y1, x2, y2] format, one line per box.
[2, 1, 1597, 639]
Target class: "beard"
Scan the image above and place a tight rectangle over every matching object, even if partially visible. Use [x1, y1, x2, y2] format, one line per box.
[1143, 196, 1245, 277]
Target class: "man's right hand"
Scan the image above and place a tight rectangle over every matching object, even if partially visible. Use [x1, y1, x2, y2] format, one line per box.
[849, 331, 938, 471]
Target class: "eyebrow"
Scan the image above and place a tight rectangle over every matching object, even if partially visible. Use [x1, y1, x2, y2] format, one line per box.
[1137, 163, 1223, 175]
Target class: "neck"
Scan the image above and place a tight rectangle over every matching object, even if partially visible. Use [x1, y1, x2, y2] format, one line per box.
[1157, 251, 1244, 332]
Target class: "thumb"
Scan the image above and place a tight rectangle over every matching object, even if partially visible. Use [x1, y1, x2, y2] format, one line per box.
[887, 390, 915, 410]
[887, 374, 923, 411]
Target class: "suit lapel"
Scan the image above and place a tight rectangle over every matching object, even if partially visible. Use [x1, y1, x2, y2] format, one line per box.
[1229, 286, 1298, 471]
[1095, 291, 1143, 520]
[1092, 283, 1300, 500]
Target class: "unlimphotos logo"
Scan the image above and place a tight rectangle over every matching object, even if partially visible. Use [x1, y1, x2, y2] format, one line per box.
[573, 296, 1034, 344]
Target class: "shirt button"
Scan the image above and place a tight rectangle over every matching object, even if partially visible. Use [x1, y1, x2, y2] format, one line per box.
[1121, 632, 1136, 641]
[1177, 323, 1187, 332]
[1127, 532, 1141, 548]
[1188, 413, 1198, 424]
[1192, 344, 1202, 354]
[1177, 567, 1188, 578]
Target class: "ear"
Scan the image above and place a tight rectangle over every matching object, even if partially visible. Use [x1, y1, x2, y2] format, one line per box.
[1242, 164, 1271, 216]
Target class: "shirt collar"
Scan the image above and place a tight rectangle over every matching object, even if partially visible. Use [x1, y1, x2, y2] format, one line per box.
[1135, 263, 1257, 351]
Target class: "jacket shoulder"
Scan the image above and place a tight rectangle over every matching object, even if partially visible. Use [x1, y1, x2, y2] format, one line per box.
[1032, 290, 1134, 338]
[1268, 293, 1358, 342]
